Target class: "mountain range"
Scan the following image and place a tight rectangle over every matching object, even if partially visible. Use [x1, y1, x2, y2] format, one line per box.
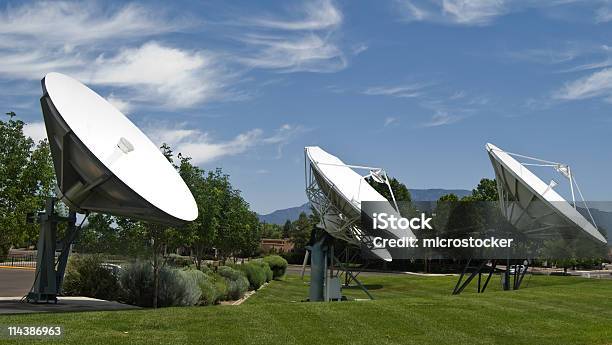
[257, 188, 471, 225]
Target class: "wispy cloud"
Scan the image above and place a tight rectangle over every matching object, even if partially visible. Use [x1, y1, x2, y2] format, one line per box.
[595, 5, 612, 23]
[247, 0, 341, 30]
[502, 47, 581, 64]
[0, 2, 182, 48]
[395, 0, 605, 26]
[144, 123, 306, 164]
[419, 111, 462, 127]
[384, 117, 398, 127]
[263, 124, 309, 158]
[86, 42, 227, 108]
[395, 0, 507, 26]
[363, 84, 428, 98]
[553, 68, 612, 101]
[236, 34, 346, 73]
[0, 1, 352, 111]
[232, 0, 348, 73]
[105, 94, 132, 114]
[0, 2, 228, 109]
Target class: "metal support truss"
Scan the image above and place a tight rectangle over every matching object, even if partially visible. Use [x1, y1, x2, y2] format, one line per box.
[331, 247, 374, 300]
[452, 258, 530, 295]
[452, 259, 498, 295]
[27, 197, 84, 304]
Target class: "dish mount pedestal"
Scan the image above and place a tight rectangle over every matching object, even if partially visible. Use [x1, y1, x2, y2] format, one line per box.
[27, 197, 81, 304]
[305, 230, 374, 301]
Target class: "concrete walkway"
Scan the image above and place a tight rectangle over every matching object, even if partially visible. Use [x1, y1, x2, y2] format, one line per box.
[0, 297, 140, 314]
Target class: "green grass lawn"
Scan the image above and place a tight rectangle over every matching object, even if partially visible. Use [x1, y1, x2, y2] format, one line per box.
[1, 273, 611, 345]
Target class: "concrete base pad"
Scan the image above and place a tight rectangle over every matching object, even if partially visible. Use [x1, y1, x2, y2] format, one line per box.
[0, 296, 140, 314]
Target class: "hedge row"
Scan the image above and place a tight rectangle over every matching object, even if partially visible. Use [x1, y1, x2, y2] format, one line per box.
[63, 254, 288, 308]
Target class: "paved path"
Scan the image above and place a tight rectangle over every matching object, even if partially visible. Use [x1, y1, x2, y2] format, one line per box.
[0, 268, 34, 297]
[0, 297, 140, 314]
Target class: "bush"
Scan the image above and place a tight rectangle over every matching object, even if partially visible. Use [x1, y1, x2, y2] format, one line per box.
[166, 254, 193, 268]
[256, 260, 273, 282]
[263, 255, 288, 279]
[249, 259, 273, 282]
[183, 269, 218, 305]
[120, 261, 201, 307]
[217, 266, 248, 300]
[236, 262, 266, 290]
[63, 255, 121, 301]
[213, 273, 228, 302]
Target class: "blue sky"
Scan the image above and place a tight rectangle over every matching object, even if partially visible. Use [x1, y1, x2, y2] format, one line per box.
[1, 0, 612, 214]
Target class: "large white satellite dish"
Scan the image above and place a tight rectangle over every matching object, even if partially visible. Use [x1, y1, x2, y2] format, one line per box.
[29, 72, 198, 303]
[305, 146, 415, 261]
[41, 72, 197, 225]
[486, 143, 605, 244]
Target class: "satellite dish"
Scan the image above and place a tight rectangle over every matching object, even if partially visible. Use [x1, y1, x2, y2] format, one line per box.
[41, 72, 198, 225]
[305, 146, 415, 261]
[486, 143, 605, 244]
[29, 72, 198, 304]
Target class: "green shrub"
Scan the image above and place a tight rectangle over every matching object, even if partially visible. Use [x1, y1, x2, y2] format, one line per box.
[217, 266, 248, 300]
[236, 262, 266, 290]
[166, 254, 193, 268]
[63, 255, 121, 301]
[199, 264, 213, 275]
[213, 273, 228, 302]
[263, 255, 288, 279]
[120, 261, 201, 307]
[183, 269, 218, 305]
[254, 260, 273, 282]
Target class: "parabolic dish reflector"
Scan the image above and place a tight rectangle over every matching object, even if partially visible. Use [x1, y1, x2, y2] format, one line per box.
[486, 143, 606, 244]
[41, 72, 198, 225]
[305, 146, 415, 261]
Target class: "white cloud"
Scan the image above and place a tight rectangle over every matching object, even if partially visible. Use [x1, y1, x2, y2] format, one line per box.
[263, 124, 308, 158]
[23, 121, 47, 143]
[395, 0, 602, 26]
[144, 123, 305, 164]
[351, 43, 368, 56]
[0, 2, 227, 109]
[396, 1, 431, 21]
[595, 5, 612, 23]
[0, 2, 179, 48]
[554, 68, 612, 100]
[420, 111, 462, 127]
[441, 0, 506, 25]
[249, 0, 342, 30]
[363, 84, 426, 98]
[234, 0, 347, 73]
[384, 117, 398, 127]
[395, 0, 507, 25]
[106, 94, 132, 114]
[237, 34, 346, 73]
[86, 42, 225, 108]
[0, 1, 349, 112]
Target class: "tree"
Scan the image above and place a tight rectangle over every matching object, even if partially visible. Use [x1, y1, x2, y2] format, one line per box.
[282, 220, 294, 238]
[463, 178, 498, 202]
[0, 113, 55, 255]
[438, 193, 459, 202]
[261, 223, 282, 239]
[178, 156, 222, 268]
[367, 176, 412, 204]
[291, 212, 313, 251]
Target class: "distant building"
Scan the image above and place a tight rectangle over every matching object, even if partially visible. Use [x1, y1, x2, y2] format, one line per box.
[261, 238, 294, 253]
